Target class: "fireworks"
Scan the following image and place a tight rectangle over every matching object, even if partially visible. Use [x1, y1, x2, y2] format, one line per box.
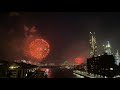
[28, 39, 50, 60]
[23, 25, 50, 62]
[75, 57, 83, 64]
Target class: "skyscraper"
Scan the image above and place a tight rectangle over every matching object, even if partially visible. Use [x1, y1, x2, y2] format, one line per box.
[104, 41, 112, 55]
[89, 32, 97, 57]
[115, 50, 120, 66]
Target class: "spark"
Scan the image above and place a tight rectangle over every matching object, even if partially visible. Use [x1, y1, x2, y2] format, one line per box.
[28, 39, 50, 61]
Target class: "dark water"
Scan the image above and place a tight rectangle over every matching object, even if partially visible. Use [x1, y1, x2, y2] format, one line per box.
[40, 68, 74, 78]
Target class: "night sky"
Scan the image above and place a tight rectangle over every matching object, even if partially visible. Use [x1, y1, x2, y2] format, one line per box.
[0, 12, 120, 64]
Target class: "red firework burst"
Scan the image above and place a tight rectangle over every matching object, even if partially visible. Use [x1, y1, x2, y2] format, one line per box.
[75, 57, 83, 64]
[27, 39, 50, 61]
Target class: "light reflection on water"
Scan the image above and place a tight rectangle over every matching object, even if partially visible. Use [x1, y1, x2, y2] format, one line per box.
[40, 68, 55, 78]
[40, 68, 74, 78]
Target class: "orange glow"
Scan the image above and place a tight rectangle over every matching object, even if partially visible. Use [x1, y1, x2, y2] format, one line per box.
[75, 57, 83, 64]
[27, 39, 50, 61]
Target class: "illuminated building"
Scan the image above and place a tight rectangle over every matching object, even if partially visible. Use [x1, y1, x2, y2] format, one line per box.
[89, 32, 97, 57]
[0, 60, 39, 78]
[115, 50, 120, 66]
[87, 53, 118, 77]
[103, 41, 120, 66]
[7, 62, 39, 78]
[103, 41, 112, 55]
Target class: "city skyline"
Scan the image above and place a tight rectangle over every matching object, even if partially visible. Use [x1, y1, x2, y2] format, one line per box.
[0, 12, 120, 64]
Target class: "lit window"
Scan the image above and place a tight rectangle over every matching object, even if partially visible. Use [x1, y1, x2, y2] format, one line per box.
[110, 68, 113, 70]
[9, 66, 19, 69]
[25, 74, 27, 76]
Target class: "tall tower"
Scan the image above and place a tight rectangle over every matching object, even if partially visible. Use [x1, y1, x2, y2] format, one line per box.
[115, 50, 120, 66]
[104, 41, 112, 55]
[89, 32, 97, 57]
